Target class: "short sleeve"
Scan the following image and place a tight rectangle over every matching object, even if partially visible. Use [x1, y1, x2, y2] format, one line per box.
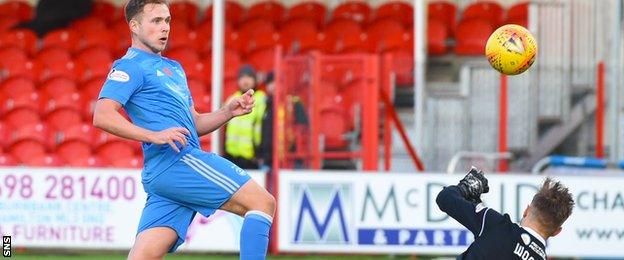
[98, 60, 144, 106]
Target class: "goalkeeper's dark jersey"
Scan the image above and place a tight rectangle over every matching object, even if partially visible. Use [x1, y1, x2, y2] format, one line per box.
[436, 186, 547, 260]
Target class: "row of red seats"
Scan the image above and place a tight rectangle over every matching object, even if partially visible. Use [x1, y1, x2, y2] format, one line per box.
[0, 120, 212, 168]
[0, 0, 528, 57]
[0, 122, 142, 167]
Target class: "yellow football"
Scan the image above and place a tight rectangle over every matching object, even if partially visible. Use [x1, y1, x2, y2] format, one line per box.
[485, 24, 537, 75]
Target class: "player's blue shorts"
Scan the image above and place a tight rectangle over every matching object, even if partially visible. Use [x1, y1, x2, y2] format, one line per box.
[136, 147, 251, 252]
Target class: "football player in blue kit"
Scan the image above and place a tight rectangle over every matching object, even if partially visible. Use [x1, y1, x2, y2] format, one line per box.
[437, 167, 574, 260]
[93, 1, 275, 259]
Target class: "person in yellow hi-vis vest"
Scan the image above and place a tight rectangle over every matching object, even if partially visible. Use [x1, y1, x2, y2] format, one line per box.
[224, 65, 267, 169]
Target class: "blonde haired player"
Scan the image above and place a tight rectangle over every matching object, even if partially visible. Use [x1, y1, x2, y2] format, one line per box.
[437, 167, 574, 259]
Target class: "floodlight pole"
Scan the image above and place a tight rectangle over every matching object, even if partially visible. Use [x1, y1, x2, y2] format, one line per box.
[211, 0, 224, 153]
[413, 0, 427, 159]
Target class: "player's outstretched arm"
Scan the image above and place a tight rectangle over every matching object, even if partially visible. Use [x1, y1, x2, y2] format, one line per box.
[192, 89, 255, 136]
[93, 98, 190, 152]
[436, 167, 491, 235]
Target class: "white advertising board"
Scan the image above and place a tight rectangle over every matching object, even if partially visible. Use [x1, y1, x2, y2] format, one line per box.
[277, 171, 624, 258]
[0, 168, 265, 252]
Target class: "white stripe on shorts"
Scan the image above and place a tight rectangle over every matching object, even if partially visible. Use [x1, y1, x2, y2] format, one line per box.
[184, 154, 241, 190]
[181, 156, 236, 194]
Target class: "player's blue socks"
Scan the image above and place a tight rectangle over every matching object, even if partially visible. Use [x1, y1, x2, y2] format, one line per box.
[240, 210, 273, 260]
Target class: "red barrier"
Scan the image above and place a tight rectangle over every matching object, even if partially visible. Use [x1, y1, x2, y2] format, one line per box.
[596, 61, 605, 158]
[498, 74, 508, 172]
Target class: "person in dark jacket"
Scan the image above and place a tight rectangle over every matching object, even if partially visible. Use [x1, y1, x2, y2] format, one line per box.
[437, 167, 574, 260]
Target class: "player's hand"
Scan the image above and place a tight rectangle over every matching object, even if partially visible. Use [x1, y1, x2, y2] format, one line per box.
[148, 127, 191, 153]
[227, 89, 255, 117]
[457, 166, 490, 204]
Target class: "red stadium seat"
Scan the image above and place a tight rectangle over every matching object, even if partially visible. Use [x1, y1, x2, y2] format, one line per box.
[2, 90, 43, 114]
[56, 140, 92, 162]
[41, 29, 81, 53]
[427, 19, 449, 55]
[279, 19, 318, 53]
[333, 1, 372, 24]
[0, 16, 19, 32]
[39, 77, 78, 98]
[507, 2, 529, 21]
[92, 0, 120, 23]
[200, 136, 211, 151]
[0, 122, 10, 150]
[192, 94, 211, 113]
[35, 47, 72, 67]
[205, 1, 246, 26]
[187, 78, 209, 97]
[244, 33, 279, 55]
[0, 29, 37, 55]
[0, 46, 27, 65]
[57, 123, 96, 144]
[23, 154, 66, 167]
[323, 19, 364, 53]
[80, 78, 105, 118]
[67, 155, 109, 168]
[80, 30, 117, 51]
[110, 156, 143, 168]
[246, 48, 275, 73]
[8, 123, 51, 162]
[0, 0, 33, 21]
[165, 47, 201, 68]
[386, 49, 414, 85]
[0, 76, 35, 98]
[506, 2, 528, 27]
[45, 108, 84, 132]
[0, 59, 40, 81]
[455, 18, 494, 55]
[75, 47, 113, 82]
[428, 1, 457, 36]
[238, 18, 275, 37]
[167, 29, 197, 51]
[364, 19, 407, 52]
[461, 1, 504, 28]
[224, 31, 246, 54]
[0, 153, 17, 166]
[184, 61, 209, 83]
[319, 107, 348, 149]
[3, 108, 40, 128]
[170, 1, 200, 26]
[70, 17, 107, 36]
[248, 1, 286, 25]
[287, 2, 327, 28]
[38, 61, 84, 83]
[44, 92, 83, 112]
[96, 141, 136, 163]
[374, 2, 413, 27]
[76, 47, 113, 67]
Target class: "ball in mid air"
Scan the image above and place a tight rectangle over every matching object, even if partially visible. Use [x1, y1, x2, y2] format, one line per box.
[485, 24, 537, 75]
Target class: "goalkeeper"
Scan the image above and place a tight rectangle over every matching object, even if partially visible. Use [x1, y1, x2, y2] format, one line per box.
[436, 167, 574, 260]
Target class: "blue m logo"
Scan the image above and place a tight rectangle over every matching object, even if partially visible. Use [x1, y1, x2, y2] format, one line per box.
[292, 184, 351, 244]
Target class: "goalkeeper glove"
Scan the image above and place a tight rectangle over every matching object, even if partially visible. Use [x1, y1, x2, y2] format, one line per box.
[457, 166, 490, 204]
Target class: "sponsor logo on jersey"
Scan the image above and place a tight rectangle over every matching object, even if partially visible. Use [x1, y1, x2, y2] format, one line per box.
[529, 241, 546, 259]
[108, 69, 130, 82]
[157, 70, 165, 76]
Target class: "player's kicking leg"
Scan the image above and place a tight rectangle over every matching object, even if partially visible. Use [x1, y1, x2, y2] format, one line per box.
[128, 149, 274, 260]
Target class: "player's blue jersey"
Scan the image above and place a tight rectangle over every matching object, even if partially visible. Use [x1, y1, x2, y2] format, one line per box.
[99, 47, 200, 182]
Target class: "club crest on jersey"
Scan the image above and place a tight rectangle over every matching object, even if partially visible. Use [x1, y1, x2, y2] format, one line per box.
[163, 67, 173, 76]
[108, 69, 130, 82]
[521, 233, 531, 245]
